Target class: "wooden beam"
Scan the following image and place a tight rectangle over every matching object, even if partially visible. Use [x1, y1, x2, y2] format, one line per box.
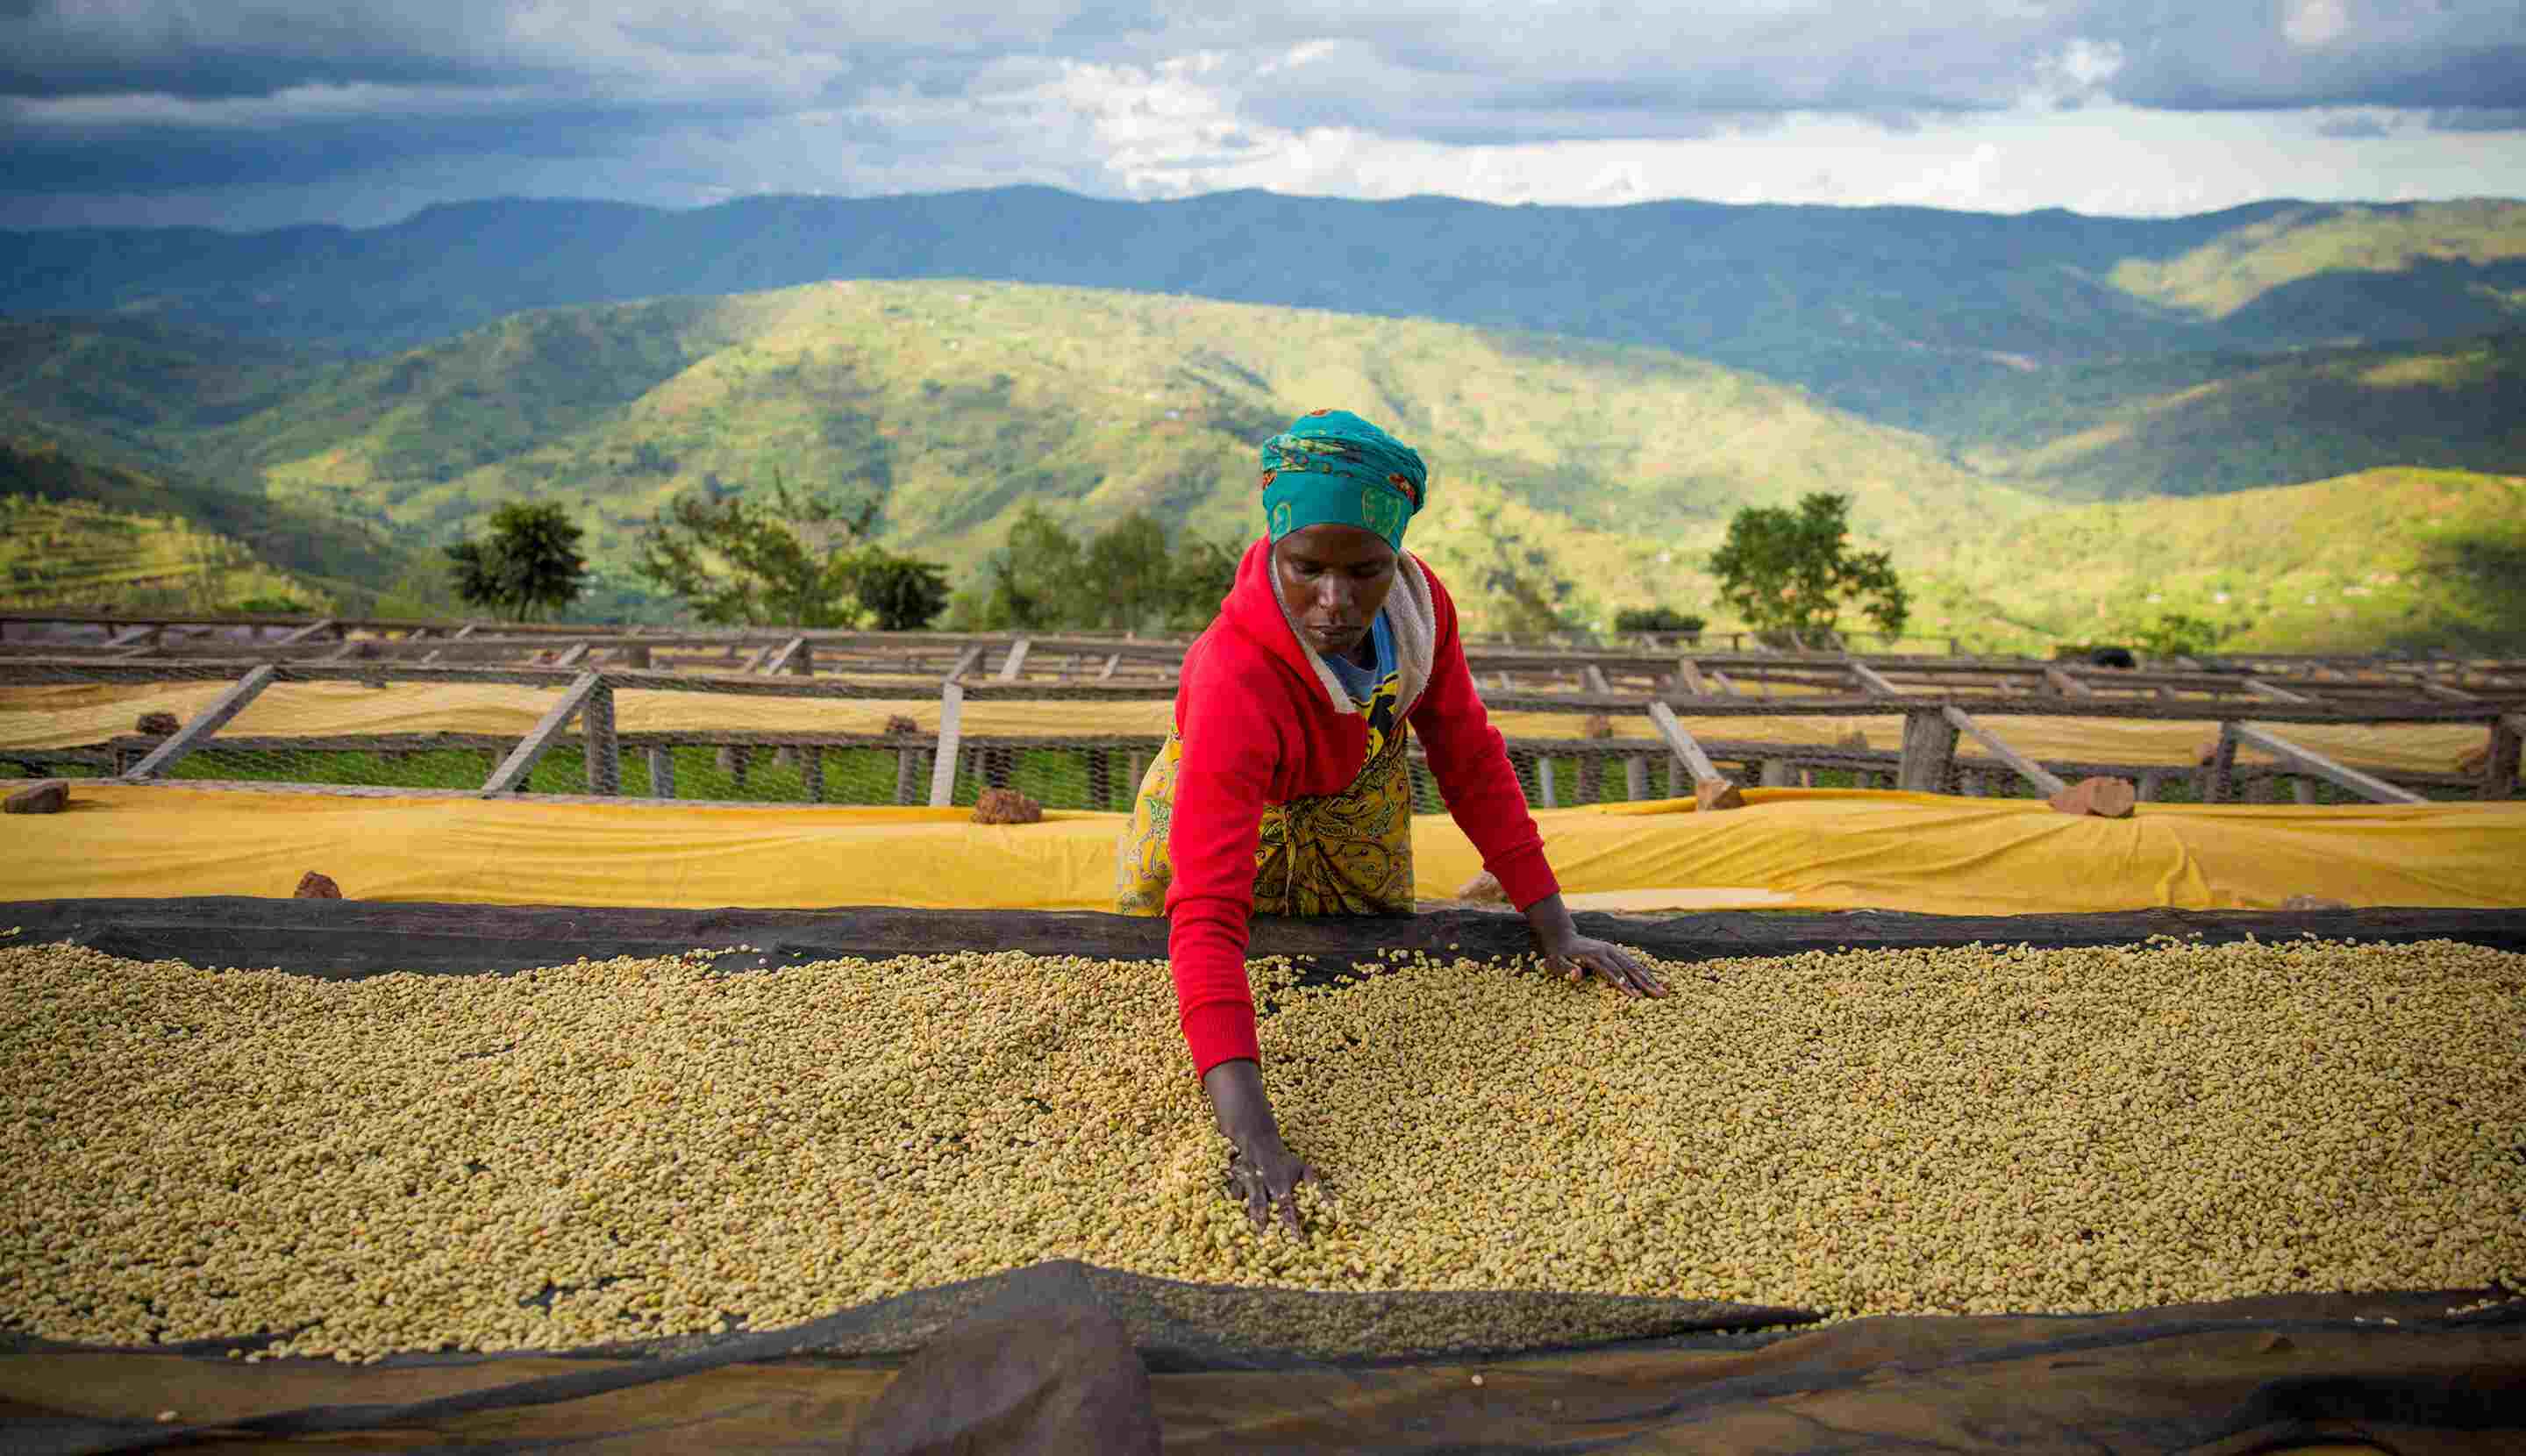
[739, 644, 774, 674]
[996, 638, 1032, 682]
[452, 623, 481, 640]
[2422, 682, 2480, 703]
[1942, 705, 2068, 798]
[1097, 653, 1121, 682]
[104, 625, 158, 648]
[1897, 708, 1960, 793]
[647, 746, 676, 800]
[1674, 659, 1709, 696]
[124, 666, 277, 780]
[762, 636, 809, 675]
[1849, 661, 1902, 697]
[1706, 669, 1741, 696]
[2231, 723, 2426, 806]
[1645, 701, 1724, 785]
[2042, 666, 2094, 698]
[2206, 724, 2241, 803]
[552, 641, 591, 668]
[927, 682, 966, 808]
[1582, 664, 1613, 696]
[482, 672, 603, 794]
[276, 618, 335, 646]
[945, 644, 987, 682]
[2244, 678, 2313, 703]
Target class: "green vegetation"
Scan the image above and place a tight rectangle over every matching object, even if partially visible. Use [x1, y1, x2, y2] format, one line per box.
[1611, 607, 1705, 637]
[954, 504, 1238, 632]
[634, 475, 949, 630]
[1709, 494, 1909, 648]
[446, 501, 592, 623]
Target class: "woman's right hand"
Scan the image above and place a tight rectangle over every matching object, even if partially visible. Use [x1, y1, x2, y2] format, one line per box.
[1201, 1059, 1323, 1238]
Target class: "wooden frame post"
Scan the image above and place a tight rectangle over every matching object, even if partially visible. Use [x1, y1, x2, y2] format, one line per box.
[945, 643, 987, 682]
[483, 672, 603, 794]
[124, 665, 277, 780]
[996, 638, 1032, 682]
[647, 746, 677, 800]
[2485, 714, 2522, 801]
[1897, 708, 1959, 793]
[927, 682, 966, 808]
[2206, 723, 2241, 804]
[1850, 661, 1902, 697]
[582, 682, 620, 794]
[2042, 666, 2094, 698]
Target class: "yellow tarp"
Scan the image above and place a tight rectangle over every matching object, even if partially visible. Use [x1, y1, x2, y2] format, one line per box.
[5, 784, 2520, 915]
[0, 682, 2494, 774]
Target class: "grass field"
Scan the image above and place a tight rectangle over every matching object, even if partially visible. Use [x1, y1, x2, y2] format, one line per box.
[0, 495, 322, 613]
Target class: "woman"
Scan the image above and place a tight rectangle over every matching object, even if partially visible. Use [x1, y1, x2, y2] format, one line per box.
[1117, 408, 1668, 1236]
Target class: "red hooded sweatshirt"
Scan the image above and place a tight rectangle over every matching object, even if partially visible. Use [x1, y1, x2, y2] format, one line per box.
[1165, 539, 1559, 1076]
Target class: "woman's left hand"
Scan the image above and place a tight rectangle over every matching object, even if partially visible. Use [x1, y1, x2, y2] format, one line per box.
[1538, 931, 1669, 999]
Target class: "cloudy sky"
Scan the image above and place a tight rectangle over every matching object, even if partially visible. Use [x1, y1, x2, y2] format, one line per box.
[4, 0, 2521, 230]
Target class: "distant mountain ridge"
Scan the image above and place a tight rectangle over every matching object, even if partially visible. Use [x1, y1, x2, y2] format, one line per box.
[6, 187, 2524, 430]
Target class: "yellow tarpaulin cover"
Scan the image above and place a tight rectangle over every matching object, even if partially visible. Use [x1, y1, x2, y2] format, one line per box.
[5, 784, 2520, 916]
[0, 682, 2493, 774]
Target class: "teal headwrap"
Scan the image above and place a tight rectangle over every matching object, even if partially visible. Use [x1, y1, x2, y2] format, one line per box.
[1259, 409, 1427, 549]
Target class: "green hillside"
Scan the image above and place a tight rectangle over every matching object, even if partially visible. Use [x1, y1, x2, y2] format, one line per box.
[2108, 200, 2526, 321]
[1935, 332, 2526, 498]
[0, 434, 447, 616]
[0, 493, 321, 612]
[204, 280, 2050, 636]
[1922, 467, 2526, 653]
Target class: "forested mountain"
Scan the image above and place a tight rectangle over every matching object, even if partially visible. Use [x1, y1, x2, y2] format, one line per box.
[6, 189, 2522, 432]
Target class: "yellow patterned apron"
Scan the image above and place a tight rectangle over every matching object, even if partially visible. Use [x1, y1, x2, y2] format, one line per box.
[1116, 672, 1414, 917]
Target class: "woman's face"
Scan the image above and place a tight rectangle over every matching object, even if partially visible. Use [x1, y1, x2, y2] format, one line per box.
[1274, 525, 1397, 657]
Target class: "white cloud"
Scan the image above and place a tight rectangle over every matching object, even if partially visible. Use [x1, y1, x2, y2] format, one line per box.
[2283, 0, 2351, 49]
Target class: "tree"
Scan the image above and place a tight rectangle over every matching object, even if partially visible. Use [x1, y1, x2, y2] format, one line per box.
[959, 507, 1241, 632]
[1613, 606, 1706, 637]
[854, 553, 952, 631]
[2131, 611, 2234, 660]
[1163, 532, 1241, 629]
[446, 502, 589, 622]
[633, 475, 881, 628]
[1709, 493, 1908, 647]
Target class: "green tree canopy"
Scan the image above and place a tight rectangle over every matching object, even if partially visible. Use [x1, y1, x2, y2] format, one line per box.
[445, 501, 589, 622]
[962, 506, 1239, 632]
[633, 475, 945, 629]
[1709, 493, 1909, 646]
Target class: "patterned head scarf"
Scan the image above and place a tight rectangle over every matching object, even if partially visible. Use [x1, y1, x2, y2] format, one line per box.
[1259, 409, 1427, 549]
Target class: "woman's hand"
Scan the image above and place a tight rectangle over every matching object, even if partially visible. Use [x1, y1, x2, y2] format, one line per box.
[1201, 1058, 1323, 1238]
[1522, 891, 1670, 999]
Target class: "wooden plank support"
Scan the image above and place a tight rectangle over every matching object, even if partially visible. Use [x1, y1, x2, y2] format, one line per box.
[739, 644, 774, 674]
[2244, 678, 2313, 703]
[927, 682, 966, 808]
[452, 624, 481, 640]
[1675, 659, 1709, 696]
[1645, 701, 1724, 786]
[800, 746, 824, 803]
[482, 671, 603, 795]
[1624, 755, 1649, 800]
[1098, 653, 1121, 682]
[945, 644, 987, 682]
[124, 665, 277, 780]
[763, 637, 810, 675]
[1849, 661, 1902, 697]
[996, 638, 1032, 682]
[647, 746, 676, 800]
[553, 642, 591, 668]
[582, 681, 620, 795]
[1582, 665, 1613, 696]
[2041, 667, 2094, 697]
[1707, 669, 1740, 696]
[105, 625, 158, 648]
[2486, 714, 2522, 802]
[2422, 682, 2480, 703]
[1897, 708, 1960, 793]
[2231, 723, 2426, 806]
[277, 618, 336, 646]
[1941, 705, 2068, 798]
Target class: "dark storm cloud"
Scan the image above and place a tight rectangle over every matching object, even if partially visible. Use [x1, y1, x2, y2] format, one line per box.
[2, 1, 2522, 224]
